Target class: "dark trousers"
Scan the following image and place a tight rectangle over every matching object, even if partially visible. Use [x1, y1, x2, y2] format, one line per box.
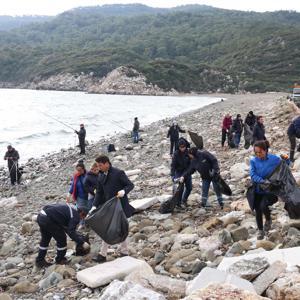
[221, 129, 228, 147]
[36, 214, 67, 263]
[8, 163, 21, 185]
[170, 139, 178, 155]
[289, 134, 297, 161]
[253, 193, 277, 230]
[79, 139, 85, 154]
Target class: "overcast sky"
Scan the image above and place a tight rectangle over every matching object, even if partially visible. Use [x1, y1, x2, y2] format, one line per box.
[1, 0, 300, 16]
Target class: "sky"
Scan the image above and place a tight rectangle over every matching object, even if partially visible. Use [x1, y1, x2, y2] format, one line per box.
[1, 0, 300, 16]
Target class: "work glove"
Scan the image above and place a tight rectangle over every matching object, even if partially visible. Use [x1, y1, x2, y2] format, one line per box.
[82, 242, 90, 250]
[117, 190, 125, 198]
[179, 176, 185, 183]
[86, 206, 96, 217]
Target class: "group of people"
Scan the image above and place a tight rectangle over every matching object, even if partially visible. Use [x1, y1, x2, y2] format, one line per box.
[221, 111, 266, 149]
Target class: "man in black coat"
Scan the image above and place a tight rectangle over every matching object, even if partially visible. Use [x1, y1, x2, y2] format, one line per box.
[90, 155, 135, 263]
[167, 121, 185, 155]
[4, 145, 21, 185]
[287, 116, 300, 162]
[244, 111, 256, 130]
[35, 203, 89, 268]
[181, 147, 224, 209]
[231, 114, 243, 148]
[75, 124, 86, 154]
[252, 116, 266, 143]
[132, 117, 140, 143]
[171, 138, 192, 208]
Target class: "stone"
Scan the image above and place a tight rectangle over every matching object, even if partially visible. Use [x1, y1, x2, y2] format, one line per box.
[184, 283, 268, 300]
[186, 267, 256, 295]
[266, 272, 300, 299]
[125, 271, 186, 298]
[21, 221, 33, 235]
[39, 272, 64, 290]
[54, 265, 76, 278]
[230, 199, 252, 213]
[0, 237, 17, 256]
[76, 256, 153, 288]
[153, 251, 165, 264]
[198, 236, 221, 253]
[230, 162, 249, 180]
[141, 248, 155, 258]
[152, 166, 170, 177]
[227, 257, 270, 281]
[0, 197, 18, 208]
[256, 240, 276, 251]
[11, 280, 38, 293]
[230, 226, 249, 242]
[125, 169, 142, 176]
[130, 197, 159, 211]
[218, 229, 233, 244]
[174, 234, 198, 244]
[0, 294, 12, 300]
[202, 217, 222, 230]
[99, 280, 166, 300]
[288, 220, 300, 229]
[253, 261, 286, 295]
[219, 211, 245, 226]
[218, 246, 300, 272]
[57, 279, 75, 288]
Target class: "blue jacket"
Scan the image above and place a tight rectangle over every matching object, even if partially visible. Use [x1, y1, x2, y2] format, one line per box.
[69, 173, 88, 200]
[250, 154, 281, 193]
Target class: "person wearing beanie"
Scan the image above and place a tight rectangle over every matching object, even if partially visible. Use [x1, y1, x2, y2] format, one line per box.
[167, 121, 186, 155]
[232, 114, 244, 148]
[170, 138, 192, 208]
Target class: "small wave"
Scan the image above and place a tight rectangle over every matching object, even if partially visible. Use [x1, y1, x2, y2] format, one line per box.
[18, 131, 51, 141]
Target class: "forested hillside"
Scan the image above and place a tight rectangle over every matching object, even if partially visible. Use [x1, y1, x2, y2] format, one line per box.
[0, 4, 300, 92]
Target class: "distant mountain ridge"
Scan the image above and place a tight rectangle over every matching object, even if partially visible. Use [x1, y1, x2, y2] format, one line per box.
[0, 4, 300, 93]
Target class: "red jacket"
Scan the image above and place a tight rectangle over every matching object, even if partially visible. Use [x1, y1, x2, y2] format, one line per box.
[222, 116, 232, 130]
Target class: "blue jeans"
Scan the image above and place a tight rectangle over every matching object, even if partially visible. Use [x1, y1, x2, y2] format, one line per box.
[234, 132, 241, 148]
[173, 172, 192, 205]
[201, 179, 223, 206]
[133, 131, 139, 143]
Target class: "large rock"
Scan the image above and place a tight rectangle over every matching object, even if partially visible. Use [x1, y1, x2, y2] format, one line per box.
[219, 211, 245, 226]
[0, 294, 12, 300]
[184, 283, 268, 300]
[230, 163, 249, 180]
[186, 267, 256, 295]
[125, 270, 186, 298]
[130, 197, 159, 211]
[230, 226, 249, 242]
[11, 280, 38, 293]
[99, 280, 166, 300]
[230, 199, 252, 213]
[76, 257, 153, 288]
[253, 261, 286, 295]
[218, 246, 300, 272]
[227, 257, 269, 281]
[266, 272, 300, 299]
[38, 272, 64, 290]
[125, 169, 142, 176]
[0, 197, 18, 208]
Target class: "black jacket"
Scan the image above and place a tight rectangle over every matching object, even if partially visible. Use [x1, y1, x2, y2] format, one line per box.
[4, 148, 19, 169]
[76, 128, 86, 142]
[171, 149, 191, 177]
[167, 125, 185, 141]
[245, 114, 256, 130]
[133, 120, 140, 132]
[83, 171, 98, 196]
[184, 150, 220, 180]
[232, 118, 243, 134]
[93, 166, 135, 218]
[42, 204, 84, 245]
[253, 123, 266, 142]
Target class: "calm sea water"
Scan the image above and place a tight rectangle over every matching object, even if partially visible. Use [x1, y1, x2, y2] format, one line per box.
[0, 89, 221, 167]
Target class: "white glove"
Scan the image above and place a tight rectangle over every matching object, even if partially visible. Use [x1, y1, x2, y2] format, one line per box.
[179, 177, 185, 183]
[88, 206, 96, 214]
[117, 190, 125, 198]
[82, 242, 90, 250]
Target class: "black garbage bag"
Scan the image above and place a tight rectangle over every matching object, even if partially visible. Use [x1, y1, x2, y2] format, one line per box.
[85, 197, 129, 244]
[159, 183, 184, 214]
[188, 131, 203, 149]
[215, 175, 232, 196]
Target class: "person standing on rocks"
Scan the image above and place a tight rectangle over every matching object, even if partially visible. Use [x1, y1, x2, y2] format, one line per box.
[221, 113, 232, 148]
[287, 115, 300, 162]
[67, 162, 88, 229]
[244, 111, 256, 149]
[132, 117, 140, 143]
[89, 155, 135, 263]
[75, 124, 86, 155]
[167, 121, 186, 155]
[252, 116, 266, 144]
[35, 203, 90, 268]
[248, 140, 280, 240]
[171, 138, 192, 208]
[231, 114, 244, 148]
[244, 111, 256, 131]
[4, 145, 21, 185]
[180, 147, 224, 209]
[83, 162, 99, 210]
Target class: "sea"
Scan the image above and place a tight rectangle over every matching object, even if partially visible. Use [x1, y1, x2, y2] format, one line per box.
[0, 88, 222, 167]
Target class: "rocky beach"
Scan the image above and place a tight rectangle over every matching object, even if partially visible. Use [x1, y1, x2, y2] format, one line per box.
[1, 92, 300, 300]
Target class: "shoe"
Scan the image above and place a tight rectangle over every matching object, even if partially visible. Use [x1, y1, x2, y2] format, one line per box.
[92, 254, 107, 263]
[176, 204, 183, 210]
[56, 257, 69, 265]
[183, 202, 188, 208]
[35, 259, 53, 268]
[220, 203, 224, 210]
[264, 220, 272, 232]
[257, 230, 265, 240]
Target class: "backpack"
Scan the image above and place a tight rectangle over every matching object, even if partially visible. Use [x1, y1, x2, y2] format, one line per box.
[107, 144, 116, 152]
[293, 117, 300, 138]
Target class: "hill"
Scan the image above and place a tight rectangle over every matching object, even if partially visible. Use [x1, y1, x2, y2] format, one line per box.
[0, 4, 300, 93]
